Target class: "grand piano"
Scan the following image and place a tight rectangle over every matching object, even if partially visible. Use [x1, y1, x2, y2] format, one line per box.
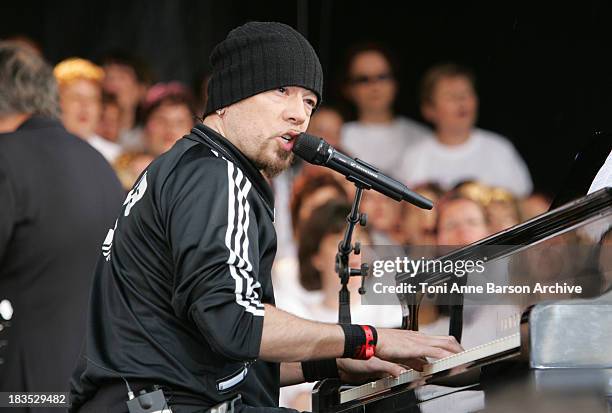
[312, 188, 612, 413]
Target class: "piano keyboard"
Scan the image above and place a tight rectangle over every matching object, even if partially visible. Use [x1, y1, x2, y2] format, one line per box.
[340, 333, 521, 404]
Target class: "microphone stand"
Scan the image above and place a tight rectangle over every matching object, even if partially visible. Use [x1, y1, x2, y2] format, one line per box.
[336, 183, 369, 325]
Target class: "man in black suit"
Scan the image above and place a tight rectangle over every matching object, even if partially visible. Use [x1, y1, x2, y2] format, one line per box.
[0, 42, 124, 403]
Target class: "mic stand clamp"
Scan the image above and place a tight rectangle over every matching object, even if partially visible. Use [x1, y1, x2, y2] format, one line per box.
[337, 182, 370, 325]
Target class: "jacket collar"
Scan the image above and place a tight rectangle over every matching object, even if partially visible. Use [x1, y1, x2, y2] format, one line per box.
[188, 123, 275, 219]
[16, 115, 61, 131]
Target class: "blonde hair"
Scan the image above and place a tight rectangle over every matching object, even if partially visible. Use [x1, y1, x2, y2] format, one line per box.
[454, 181, 516, 207]
[113, 151, 153, 191]
[53, 58, 104, 87]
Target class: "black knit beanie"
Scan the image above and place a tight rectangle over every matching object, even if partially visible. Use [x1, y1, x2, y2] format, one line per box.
[205, 21, 323, 115]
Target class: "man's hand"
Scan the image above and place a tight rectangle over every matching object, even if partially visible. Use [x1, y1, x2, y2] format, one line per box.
[336, 329, 463, 384]
[336, 357, 406, 384]
[376, 328, 463, 365]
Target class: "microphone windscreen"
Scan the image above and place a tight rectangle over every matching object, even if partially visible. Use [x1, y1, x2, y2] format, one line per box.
[292, 133, 322, 163]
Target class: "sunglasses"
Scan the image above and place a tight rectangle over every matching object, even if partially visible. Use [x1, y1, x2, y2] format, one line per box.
[349, 72, 393, 85]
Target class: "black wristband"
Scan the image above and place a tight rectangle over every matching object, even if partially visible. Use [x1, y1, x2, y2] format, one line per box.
[301, 359, 339, 382]
[339, 324, 365, 359]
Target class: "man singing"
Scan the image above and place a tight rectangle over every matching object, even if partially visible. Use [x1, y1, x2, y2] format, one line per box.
[71, 22, 462, 413]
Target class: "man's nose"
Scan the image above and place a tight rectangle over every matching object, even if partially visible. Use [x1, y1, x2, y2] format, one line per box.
[283, 94, 308, 126]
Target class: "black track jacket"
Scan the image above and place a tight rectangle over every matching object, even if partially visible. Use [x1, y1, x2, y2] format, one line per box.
[71, 124, 280, 410]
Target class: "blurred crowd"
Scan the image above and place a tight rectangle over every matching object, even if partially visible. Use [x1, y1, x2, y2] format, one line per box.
[4, 38, 555, 408]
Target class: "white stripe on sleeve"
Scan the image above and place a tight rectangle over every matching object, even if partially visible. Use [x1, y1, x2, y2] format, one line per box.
[224, 161, 265, 316]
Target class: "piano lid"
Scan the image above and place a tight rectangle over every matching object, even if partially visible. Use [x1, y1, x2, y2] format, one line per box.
[384, 188, 612, 350]
[395, 187, 612, 288]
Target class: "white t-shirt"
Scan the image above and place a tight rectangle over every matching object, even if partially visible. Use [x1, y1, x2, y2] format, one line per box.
[118, 127, 144, 152]
[397, 128, 533, 196]
[271, 170, 297, 260]
[87, 134, 122, 164]
[340, 117, 430, 180]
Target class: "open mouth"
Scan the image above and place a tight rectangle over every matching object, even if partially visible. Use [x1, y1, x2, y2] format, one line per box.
[277, 134, 296, 151]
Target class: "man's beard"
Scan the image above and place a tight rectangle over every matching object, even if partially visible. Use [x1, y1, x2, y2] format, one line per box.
[252, 144, 294, 178]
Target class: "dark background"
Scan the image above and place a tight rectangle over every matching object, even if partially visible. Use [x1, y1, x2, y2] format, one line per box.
[2, 0, 611, 196]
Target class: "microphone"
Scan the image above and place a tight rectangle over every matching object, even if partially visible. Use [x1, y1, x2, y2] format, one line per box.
[292, 133, 433, 209]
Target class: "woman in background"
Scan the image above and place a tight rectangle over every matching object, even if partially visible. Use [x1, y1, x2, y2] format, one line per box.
[339, 43, 429, 179]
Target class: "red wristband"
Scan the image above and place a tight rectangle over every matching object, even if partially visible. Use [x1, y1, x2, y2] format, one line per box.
[355, 325, 377, 360]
